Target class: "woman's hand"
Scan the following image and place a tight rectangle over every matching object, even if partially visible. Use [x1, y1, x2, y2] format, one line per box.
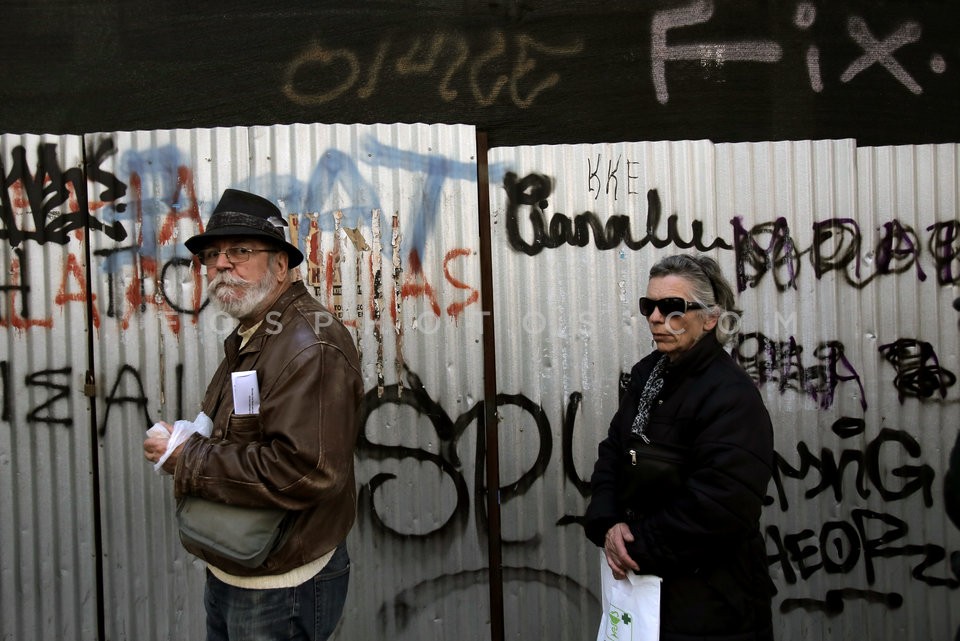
[603, 522, 640, 579]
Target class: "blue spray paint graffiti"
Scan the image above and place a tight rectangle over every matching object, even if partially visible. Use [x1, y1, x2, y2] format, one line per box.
[102, 135, 486, 270]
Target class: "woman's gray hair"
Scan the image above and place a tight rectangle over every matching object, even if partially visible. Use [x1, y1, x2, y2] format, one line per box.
[648, 253, 741, 344]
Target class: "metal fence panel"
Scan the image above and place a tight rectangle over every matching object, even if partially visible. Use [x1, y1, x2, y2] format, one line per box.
[0, 133, 99, 641]
[488, 139, 960, 641]
[4, 129, 959, 641]
[2, 122, 485, 641]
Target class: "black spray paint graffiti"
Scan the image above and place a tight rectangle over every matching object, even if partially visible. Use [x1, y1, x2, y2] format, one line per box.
[91, 250, 208, 319]
[501, 171, 960, 297]
[732, 332, 867, 411]
[0, 246, 31, 321]
[25, 368, 73, 426]
[0, 138, 128, 247]
[98, 365, 156, 436]
[501, 170, 960, 296]
[0, 363, 74, 427]
[0, 242, 209, 328]
[353, 368, 576, 632]
[0, 361, 9, 422]
[357, 366, 553, 543]
[3, 359, 958, 624]
[767, 416, 957, 614]
[0, 360, 182, 435]
[357, 373, 958, 621]
[732, 332, 956, 411]
[879, 338, 957, 403]
[734, 216, 960, 292]
[768, 417, 934, 513]
[0, 138, 136, 327]
[502, 171, 730, 256]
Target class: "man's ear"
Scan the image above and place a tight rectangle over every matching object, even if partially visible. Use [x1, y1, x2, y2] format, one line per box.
[274, 251, 289, 281]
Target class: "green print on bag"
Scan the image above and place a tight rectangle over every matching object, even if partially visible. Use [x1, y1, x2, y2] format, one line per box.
[604, 606, 633, 640]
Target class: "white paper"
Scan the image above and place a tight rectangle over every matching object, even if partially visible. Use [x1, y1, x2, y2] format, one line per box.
[231, 371, 261, 415]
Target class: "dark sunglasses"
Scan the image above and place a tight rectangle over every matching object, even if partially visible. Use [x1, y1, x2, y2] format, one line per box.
[638, 297, 706, 317]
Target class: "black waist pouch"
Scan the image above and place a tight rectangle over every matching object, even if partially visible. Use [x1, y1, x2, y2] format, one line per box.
[617, 437, 689, 507]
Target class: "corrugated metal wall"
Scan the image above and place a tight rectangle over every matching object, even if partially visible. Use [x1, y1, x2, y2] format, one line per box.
[1, 130, 958, 641]
[488, 139, 960, 641]
[0, 133, 101, 640]
[0, 123, 486, 641]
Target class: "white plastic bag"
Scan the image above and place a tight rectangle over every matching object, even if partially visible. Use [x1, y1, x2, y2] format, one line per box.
[145, 411, 213, 474]
[596, 551, 662, 641]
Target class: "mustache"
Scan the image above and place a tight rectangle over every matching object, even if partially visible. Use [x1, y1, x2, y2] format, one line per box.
[209, 272, 251, 291]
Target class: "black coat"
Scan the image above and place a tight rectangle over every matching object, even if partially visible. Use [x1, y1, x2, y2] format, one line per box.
[585, 333, 775, 641]
[945, 430, 960, 530]
[944, 430, 960, 641]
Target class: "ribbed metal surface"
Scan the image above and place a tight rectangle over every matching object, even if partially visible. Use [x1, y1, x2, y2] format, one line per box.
[320, 122, 487, 640]
[1, 123, 484, 641]
[4, 130, 959, 641]
[91, 127, 249, 641]
[0, 133, 99, 640]
[488, 140, 960, 641]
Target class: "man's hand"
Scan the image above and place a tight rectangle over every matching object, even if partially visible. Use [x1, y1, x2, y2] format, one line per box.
[603, 522, 640, 580]
[143, 422, 182, 474]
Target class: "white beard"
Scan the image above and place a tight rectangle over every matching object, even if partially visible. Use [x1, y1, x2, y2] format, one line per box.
[208, 268, 277, 320]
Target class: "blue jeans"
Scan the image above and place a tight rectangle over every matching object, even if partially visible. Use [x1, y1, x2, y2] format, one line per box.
[204, 544, 350, 641]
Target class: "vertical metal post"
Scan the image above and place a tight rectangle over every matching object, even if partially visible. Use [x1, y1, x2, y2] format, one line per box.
[475, 130, 505, 641]
[80, 142, 107, 641]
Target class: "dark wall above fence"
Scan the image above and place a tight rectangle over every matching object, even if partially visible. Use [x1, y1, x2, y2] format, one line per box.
[2, 0, 958, 148]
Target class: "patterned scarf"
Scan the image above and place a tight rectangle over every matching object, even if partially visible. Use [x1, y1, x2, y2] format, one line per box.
[630, 355, 668, 438]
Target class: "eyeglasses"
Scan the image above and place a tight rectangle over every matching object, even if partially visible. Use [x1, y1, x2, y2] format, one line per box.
[198, 247, 278, 266]
[638, 297, 706, 317]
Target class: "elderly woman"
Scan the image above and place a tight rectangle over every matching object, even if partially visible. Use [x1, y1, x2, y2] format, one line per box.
[584, 253, 775, 641]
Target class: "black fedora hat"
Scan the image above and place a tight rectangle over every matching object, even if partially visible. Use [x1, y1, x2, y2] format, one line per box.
[185, 189, 304, 267]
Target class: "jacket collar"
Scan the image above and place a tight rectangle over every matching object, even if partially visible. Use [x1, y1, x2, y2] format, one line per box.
[662, 331, 724, 379]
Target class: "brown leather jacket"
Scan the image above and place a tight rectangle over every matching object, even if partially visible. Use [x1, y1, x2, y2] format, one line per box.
[174, 281, 363, 576]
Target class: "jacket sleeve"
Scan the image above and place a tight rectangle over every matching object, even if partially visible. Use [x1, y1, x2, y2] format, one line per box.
[625, 377, 774, 575]
[175, 340, 362, 510]
[583, 413, 627, 547]
[583, 362, 647, 547]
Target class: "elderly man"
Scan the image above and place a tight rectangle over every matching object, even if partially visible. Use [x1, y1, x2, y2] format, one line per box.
[143, 188, 363, 641]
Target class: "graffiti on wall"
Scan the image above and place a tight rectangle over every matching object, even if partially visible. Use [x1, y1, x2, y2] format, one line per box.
[651, 0, 947, 103]
[768, 415, 957, 613]
[283, 30, 585, 109]
[0, 136, 482, 339]
[355, 365, 959, 622]
[3, 133, 960, 638]
[490, 147, 960, 629]
[0, 128, 493, 638]
[502, 166, 958, 407]
[280, 0, 951, 111]
[0, 137, 128, 248]
[503, 166, 960, 290]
